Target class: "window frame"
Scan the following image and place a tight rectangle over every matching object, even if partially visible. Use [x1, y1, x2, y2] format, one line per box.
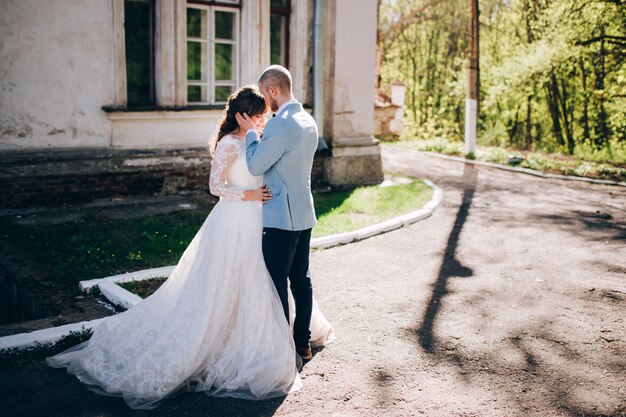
[186, 2, 240, 105]
[187, 0, 240, 6]
[270, 0, 290, 68]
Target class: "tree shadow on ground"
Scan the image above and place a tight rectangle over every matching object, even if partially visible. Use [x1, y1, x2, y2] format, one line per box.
[433, 324, 625, 417]
[408, 164, 625, 416]
[527, 210, 626, 242]
[416, 163, 478, 352]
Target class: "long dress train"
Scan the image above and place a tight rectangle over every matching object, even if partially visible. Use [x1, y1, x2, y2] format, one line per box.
[47, 135, 334, 410]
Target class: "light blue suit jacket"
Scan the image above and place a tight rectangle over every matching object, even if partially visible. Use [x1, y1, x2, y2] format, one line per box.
[246, 102, 318, 231]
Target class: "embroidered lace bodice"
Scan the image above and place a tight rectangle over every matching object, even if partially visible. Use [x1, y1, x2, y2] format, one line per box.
[209, 135, 262, 201]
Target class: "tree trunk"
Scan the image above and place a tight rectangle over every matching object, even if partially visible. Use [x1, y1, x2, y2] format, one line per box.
[525, 94, 533, 149]
[506, 104, 521, 146]
[558, 76, 575, 154]
[545, 71, 565, 146]
[593, 27, 610, 147]
[580, 59, 591, 142]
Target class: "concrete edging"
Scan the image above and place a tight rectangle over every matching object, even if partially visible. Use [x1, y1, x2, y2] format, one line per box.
[0, 318, 107, 351]
[98, 281, 142, 311]
[416, 149, 626, 187]
[78, 265, 176, 292]
[0, 179, 444, 351]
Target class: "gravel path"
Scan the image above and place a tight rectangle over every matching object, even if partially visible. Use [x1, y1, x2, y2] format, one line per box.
[2, 145, 625, 416]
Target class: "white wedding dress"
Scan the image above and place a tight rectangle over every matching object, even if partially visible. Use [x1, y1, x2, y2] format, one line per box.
[47, 135, 335, 410]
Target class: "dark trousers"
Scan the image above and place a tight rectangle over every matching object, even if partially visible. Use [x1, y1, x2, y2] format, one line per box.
[262, 227, 313, 349]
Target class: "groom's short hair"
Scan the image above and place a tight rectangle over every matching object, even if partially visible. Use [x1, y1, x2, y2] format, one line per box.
[258, 65, 292, 94]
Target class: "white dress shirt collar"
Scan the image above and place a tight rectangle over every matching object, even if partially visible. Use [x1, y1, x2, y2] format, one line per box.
[275, 98, 298, 116]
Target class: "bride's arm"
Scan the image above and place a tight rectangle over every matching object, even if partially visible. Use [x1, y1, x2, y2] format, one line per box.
[209, 140, 272, 203]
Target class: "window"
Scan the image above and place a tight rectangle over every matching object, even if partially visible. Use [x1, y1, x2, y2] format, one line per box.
[270, 0, 290, 67]
[124, 0, 154, 106]
[187, 3, 239, 104]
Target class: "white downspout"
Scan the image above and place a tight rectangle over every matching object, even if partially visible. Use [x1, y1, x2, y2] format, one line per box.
[313, 0, 329, 153]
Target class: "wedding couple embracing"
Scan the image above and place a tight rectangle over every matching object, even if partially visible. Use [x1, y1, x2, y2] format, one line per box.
[47, 65, 335, 410]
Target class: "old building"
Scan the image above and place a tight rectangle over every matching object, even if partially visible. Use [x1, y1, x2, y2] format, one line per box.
[0, 0, 383, 207]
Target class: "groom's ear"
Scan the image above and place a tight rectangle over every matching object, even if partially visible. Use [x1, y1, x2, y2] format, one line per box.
[267, 85, 278, 96]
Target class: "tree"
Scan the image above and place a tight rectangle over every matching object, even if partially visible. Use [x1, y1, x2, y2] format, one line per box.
[378, 0, 626, 157]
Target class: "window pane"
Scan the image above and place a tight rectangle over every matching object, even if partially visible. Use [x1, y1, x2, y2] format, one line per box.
[215, 86, 233, 102]
[187, 41, 206, 81]
[214, 43, 233, 81]
[270, 14, 285, 66]
[215, 11, 234, 40]
[187, 8, 205, 38]
[188, 85, 206, 103]
[124, 0, 154, 106]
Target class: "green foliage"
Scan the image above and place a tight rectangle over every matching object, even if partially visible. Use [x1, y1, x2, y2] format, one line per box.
[380, 0, 468, 140]
[378, 0, 626, 159]
[393, 138, 465, 155]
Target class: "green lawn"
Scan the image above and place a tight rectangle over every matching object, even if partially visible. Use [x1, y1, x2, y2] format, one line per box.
[0, 210, 212, 292]
[0, 180, 432, 289]
[313, 180, 433, 237]
[389, 139, 626, 182]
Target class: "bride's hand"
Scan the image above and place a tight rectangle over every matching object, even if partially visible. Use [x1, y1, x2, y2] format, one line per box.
[235, 112, 257, 132]
[242, 185, 272, 204]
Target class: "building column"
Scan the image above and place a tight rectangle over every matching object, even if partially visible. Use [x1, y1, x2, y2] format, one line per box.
[240, 0, 270, 86]
[323, 0, 383, 186]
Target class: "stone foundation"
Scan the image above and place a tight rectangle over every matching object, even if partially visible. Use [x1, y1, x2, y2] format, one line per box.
[0, 147, 334, 208]
[0, 147, 212, 208]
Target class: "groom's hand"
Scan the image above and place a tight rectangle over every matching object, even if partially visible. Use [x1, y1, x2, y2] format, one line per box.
[235, 112, 257, 132]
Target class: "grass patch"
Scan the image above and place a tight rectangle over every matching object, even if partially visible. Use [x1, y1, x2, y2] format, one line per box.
[0, 209, 214, 292]
[117, 278, 166, 299]
[393, 138, 465, 156]
[391, 139, 626, 182]
[312, 180, 433, 237]
[0, 181, 433, 291]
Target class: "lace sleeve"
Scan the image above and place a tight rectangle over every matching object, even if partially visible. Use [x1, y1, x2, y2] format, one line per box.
[209, 139, 245, 201]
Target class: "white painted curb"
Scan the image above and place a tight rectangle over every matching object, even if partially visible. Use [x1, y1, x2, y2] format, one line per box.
[1, 179, 443, 351]
[310, 179, 443, 250]
[98, 281, 142, 311]
[0, 318, 107, 351]
[79, 265, 176, 292]
[1, 273, 156, 351]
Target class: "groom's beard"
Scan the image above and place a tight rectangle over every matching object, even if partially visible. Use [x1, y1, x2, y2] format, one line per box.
[269, 97, 279, 113]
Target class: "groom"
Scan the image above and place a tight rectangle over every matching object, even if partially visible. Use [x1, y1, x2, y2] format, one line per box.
[236, 65, 318, 362]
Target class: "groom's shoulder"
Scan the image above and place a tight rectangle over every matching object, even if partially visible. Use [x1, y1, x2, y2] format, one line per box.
[290, 106, 316, 125]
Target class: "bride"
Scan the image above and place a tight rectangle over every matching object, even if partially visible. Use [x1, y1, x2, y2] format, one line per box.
[47, 86, 334, 410]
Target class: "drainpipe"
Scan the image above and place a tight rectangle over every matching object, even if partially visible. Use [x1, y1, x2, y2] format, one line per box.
[313, 0, 329, 153]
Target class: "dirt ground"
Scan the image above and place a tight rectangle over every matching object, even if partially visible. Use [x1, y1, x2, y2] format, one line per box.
[1, 146, 625, 416]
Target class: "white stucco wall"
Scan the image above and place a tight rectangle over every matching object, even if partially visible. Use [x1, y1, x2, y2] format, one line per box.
[331, 0, 377, 139]
[0, 0, 376, 152]
[0, 0, 115, 149]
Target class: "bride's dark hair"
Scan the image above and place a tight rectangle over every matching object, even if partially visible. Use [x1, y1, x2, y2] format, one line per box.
[210, 85, 267, 155]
